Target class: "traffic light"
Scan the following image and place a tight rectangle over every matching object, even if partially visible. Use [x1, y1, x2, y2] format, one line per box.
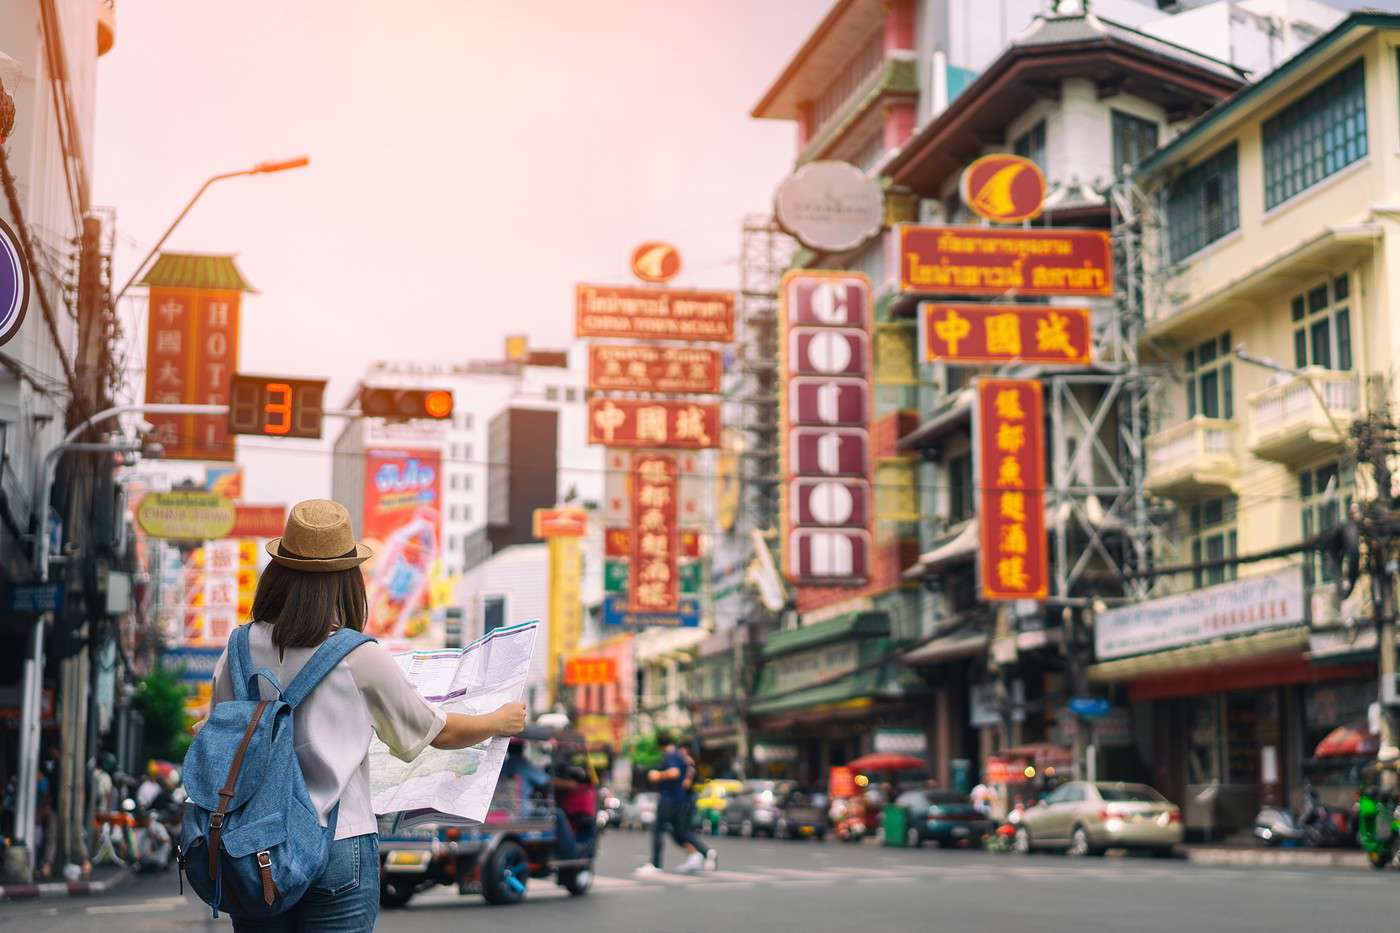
[359, 386, 454, 421]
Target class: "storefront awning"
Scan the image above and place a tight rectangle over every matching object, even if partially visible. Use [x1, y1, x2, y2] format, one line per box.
[749, 672, 878, 717]
[902, 520, 978, 580]
[1086, 625, 1309, 684]
[901, 631, 987, 666]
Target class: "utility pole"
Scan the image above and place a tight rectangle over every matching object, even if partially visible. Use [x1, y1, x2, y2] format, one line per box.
[1353, 392, 1397, 755]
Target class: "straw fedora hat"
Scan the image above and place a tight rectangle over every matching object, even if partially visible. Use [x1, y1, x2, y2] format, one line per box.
[265, 499, 373, 572]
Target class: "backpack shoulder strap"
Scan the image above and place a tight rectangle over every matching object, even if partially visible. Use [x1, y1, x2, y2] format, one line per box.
[280, 629, 375, 708]
[227, 624, 254, 701]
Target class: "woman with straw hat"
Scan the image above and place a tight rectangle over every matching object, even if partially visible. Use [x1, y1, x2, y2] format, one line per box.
[204, 499, 525, 931]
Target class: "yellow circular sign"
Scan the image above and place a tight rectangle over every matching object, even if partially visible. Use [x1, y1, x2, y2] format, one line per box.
[137, 490, 237, 540]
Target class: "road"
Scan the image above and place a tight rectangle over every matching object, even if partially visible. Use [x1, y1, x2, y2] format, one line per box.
[3, 831, 1398, 932]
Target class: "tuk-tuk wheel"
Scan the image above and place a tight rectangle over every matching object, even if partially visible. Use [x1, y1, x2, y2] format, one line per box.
[482, 840, 529, 905]
[560, 867, 593, 896]
[380, 879, 415, 909]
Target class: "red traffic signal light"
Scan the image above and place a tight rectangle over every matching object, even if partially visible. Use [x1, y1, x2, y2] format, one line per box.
[360, 386, 454, 421]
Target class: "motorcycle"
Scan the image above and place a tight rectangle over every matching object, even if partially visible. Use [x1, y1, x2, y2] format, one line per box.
[1357, 759, 1400, 869]
[829, 797, 867, 843]
[1253, 784, 1352, 848]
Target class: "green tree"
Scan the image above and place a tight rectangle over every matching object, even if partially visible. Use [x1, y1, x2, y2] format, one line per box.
[133, 666, 192, 764]
[626, 731, 662, 770]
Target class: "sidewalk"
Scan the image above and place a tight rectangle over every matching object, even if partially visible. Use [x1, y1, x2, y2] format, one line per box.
[0, 865, 135, 902]
[1182, 844, 1369, 870]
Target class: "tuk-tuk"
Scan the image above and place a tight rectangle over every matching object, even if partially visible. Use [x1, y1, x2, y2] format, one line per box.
[378, 724, 602, 908]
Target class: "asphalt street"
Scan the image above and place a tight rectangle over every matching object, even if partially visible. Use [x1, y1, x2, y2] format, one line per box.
[4, 831, 1400, 933]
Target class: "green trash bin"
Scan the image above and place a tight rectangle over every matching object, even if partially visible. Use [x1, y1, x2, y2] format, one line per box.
[882, 804, 909, 848]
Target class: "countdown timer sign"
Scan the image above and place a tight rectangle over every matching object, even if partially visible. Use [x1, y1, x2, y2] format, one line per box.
[228, 374, 327, 439]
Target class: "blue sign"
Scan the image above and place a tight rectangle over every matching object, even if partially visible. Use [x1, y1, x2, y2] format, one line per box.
[1068, 696, 1111, 719]
[161, 647, 225, 683]
[7, 582, 63, 614]
[0, 218, 29, 348]
[601, 594, 700, 628]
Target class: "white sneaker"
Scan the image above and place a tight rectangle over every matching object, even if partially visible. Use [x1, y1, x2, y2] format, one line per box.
[678, 852, 704, 874]
[704, 849, 718, 871]
[634, 863, 663, 876]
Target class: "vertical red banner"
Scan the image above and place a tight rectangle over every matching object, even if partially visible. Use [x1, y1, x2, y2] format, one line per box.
[629, 451, 679, 614]
[976, 378, 1049, 601]
[143, 286, 241, 460]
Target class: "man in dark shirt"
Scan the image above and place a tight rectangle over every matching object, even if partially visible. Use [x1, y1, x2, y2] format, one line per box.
[636, 732, 715, 874]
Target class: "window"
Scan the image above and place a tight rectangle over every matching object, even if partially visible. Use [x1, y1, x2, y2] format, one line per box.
[464, 504, 472, 522]
[1112, 110, 1158, 177]
[1188, 495, 1238, 589]
[1012, 120, 1046, 170]
[1301, 460, 1353, 585]
[1263, 59, 1366, 210]
[465, 413, 473, 430]
[1184, 333, 1233, 420]
[565, 387, 577, 402]
[947, 453, 974, 523]
[1290, 275, 1352, 371]
[545, 386, 559, 401]
[1166, 144, 1239, 262]
[463, 445, 472, 463]
[449, 474, 459, 491]
[483, 596, 506, 634]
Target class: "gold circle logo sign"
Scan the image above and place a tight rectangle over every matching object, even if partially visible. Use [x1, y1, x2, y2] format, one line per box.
[960, 154, 1045, 224]
[630, 242, 682, 284]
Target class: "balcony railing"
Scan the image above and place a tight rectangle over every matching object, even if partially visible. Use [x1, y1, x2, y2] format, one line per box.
[1145, 416, 1239, 499]
[1247, 368, 1359, 464]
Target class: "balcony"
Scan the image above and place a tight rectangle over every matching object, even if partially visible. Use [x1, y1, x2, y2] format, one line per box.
[1247, 369, 1359, 465]
[1145, 416, 1239, 500]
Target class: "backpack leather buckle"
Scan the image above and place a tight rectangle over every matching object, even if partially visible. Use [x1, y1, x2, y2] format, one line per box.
[256, 850, 272, 870]
[209, 813, 224, 830]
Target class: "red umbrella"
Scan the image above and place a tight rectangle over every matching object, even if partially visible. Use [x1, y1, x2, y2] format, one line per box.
[846, 753, 926, 773]
[1314, 721, 1379, 759]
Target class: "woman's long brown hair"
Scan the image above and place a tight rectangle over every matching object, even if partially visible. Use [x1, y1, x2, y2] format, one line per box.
[250, 562, 368, 650]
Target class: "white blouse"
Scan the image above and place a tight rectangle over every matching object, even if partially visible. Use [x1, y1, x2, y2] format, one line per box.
[210, 622, 447, 840]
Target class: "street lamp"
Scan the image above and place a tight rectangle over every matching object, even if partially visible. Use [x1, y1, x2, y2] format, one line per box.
[112, 156, 310, 306]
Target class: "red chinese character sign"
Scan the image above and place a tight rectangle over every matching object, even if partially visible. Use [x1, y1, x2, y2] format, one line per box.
[144, 285, 242, 460]
[629, 452, 679, 613]
[587, 398, 719, 449]
[976, 378, 1049, 601]
[922, 304, 1092, 365]
[587, 345, 722, 394]
[780, 270, 873, 585]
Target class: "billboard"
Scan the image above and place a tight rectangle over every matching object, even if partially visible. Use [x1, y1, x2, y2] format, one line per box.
[362, 449, 442, 643]
[899, 226, 1113, 297]
[976, 378, 1049, 601]
[780, 270, 873, 585]
[922, 304, 1092, 365]
[629, 451, 680, 614]
[144, 285, 242, 460]
[587, 344, 723, 394]
[575, 284, 735, 342]
[587, 398, 720, 449]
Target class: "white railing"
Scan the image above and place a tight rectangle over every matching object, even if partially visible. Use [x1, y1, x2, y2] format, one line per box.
[1248, 369, 1358, 445]
[1147, 416, 1236, 476]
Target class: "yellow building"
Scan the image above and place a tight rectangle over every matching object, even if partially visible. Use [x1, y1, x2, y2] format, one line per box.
[1099, 13, 1400, 838]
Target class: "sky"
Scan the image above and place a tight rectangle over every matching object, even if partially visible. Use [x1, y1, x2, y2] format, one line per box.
[93, 0, 828, 505]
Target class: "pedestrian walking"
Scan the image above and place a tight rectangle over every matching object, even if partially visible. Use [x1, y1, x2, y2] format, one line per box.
[193, 500, 526, 931]
[636, 732, 716, 875]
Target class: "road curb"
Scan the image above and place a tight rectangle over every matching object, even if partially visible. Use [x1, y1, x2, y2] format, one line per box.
[0, 868, 135, 902]
[1183, 846, 1368, 870]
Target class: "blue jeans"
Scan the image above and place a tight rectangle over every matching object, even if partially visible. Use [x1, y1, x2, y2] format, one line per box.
[232, 833, 380, 933]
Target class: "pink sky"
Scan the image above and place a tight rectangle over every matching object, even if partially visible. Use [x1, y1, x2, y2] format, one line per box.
[94, 0, 826, 505]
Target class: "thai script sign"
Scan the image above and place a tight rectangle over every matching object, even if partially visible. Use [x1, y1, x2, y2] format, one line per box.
[629, 451, 680, 614]
[976, 379, 1049, 601]
[900, 226, 1113, 297]
[1095, 566, 1305, 661]
[362, 449, 442, 645]
[960, 154, 1045, 224]
[780, 270, 873, 585]
[588, 344, 722, 394]
[575, 284, 735, 342]
[587, 398, 720, 449]
[922, 303, 1092, 365]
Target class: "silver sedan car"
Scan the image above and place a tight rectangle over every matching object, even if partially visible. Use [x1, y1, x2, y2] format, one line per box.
[1014, 781, 1182, 856]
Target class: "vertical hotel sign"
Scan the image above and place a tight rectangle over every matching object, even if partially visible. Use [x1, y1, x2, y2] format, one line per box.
[976, 378, 1049, 601]
[142, 254, 248, 461]
[780, 270, 873, 584]
[629, 452, 679, 613]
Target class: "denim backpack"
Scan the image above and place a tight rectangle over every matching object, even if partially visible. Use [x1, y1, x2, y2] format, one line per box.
[179, 625, 373, 918]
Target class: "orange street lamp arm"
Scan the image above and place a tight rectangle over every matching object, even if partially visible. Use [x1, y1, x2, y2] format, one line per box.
[113, 155, 309, 305]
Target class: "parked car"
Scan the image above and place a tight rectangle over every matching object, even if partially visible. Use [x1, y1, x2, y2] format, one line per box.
[622, 792, 658, 830]
[1013, 781, 1182, 857]
[775, 787, 828, 840]
[895, 789, 995, 848]
[721, 781, 784, 837]
[693, 779, 745, 833]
